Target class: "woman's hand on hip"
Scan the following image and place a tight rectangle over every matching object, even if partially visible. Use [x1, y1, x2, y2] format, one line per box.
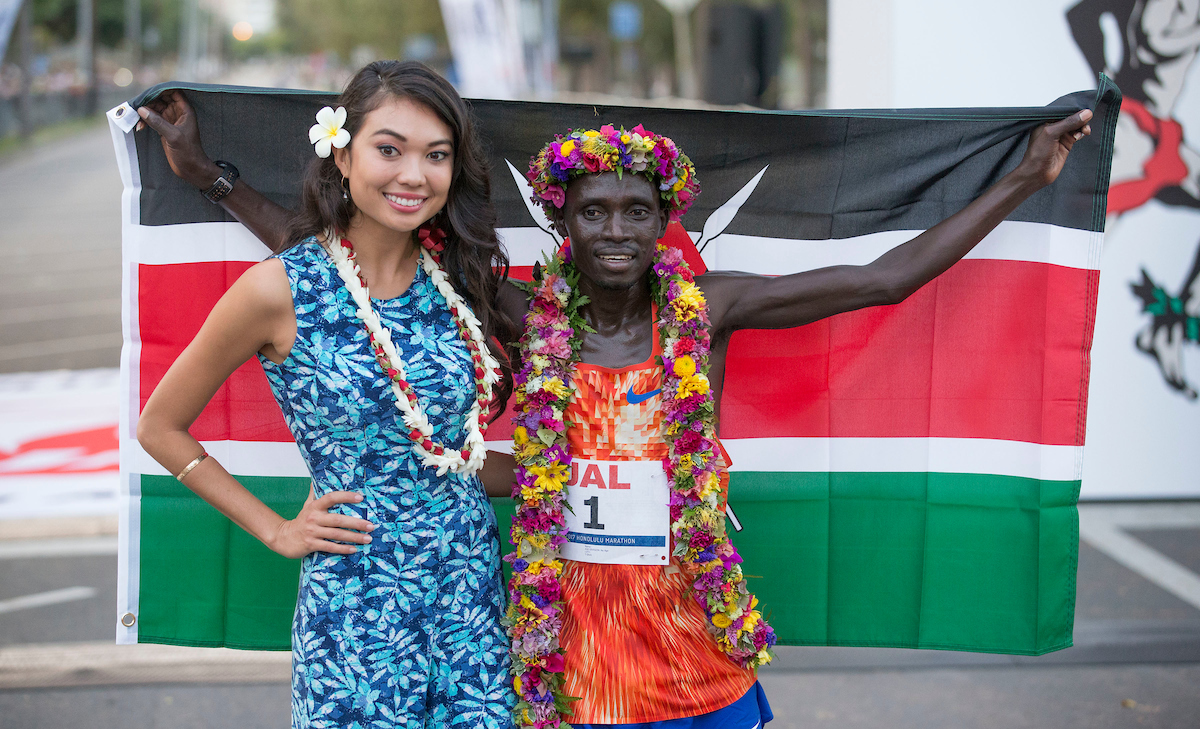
[269, 490, 377, 559]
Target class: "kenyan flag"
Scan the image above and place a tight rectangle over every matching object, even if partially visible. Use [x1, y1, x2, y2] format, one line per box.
[108, 76, 1119, 654]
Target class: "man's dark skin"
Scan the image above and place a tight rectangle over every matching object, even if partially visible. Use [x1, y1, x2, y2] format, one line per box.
[138, 93, 1093, 491]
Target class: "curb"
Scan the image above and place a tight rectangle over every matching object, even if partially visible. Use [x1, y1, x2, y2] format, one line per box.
[0, 515, 118, 541]
[0, 641, 290, 689]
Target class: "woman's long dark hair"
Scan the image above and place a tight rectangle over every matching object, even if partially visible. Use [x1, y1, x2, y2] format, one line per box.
[286, 60, 516, 417]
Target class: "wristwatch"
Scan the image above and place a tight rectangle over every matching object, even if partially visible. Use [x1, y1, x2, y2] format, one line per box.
[202, 161, 239, 203]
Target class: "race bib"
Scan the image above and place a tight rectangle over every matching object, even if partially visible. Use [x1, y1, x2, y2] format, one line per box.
[561, 458, 671, 565]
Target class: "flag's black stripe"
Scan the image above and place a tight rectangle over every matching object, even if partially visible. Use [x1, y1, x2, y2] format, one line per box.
[131, 80, 1118, 237]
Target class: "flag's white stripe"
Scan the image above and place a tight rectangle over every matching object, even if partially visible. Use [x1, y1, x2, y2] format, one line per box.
[499, 220, 1099, 272]
[127, 220, 1099, 273]
[131, 221, 274, 265]
[699, 223, 1099, 273]
[130, 436, 1077, 482]
[488, 436, 1078, 482]
[718, 437, 1082, 483]
[131, 439, 311, 479]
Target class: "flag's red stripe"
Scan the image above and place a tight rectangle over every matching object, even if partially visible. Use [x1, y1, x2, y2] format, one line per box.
[139, 258, 1094, 446]
[138, 262, 292, 442]
[719, 259, 1096, 446]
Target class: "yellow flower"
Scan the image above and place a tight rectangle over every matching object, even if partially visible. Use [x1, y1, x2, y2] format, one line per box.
[667, 422, 681, 435]
[676, 373, 710, 397]
[528, 462, 568, 492]
[583, 129, 601, 138]
[516, 440, 545, 461]
[544, 377, 570, 398]
[672, 177, 687, 192]
[756, 648, 773, 665]
[678, 454, 694, 470]
[620, 134, 631, 144]
[520, 594, 537, 609]
[560, 140, 576, 156]
[526, 561, 543, 575]
[514, 426, 529, 445]
[743, 610, 761, 631]
[673, 355, 696, 377]
[515, 676, 523, 694]
[750, 596, 758, 610]
[670, 281, 706, 320]
[712, 613, 732, 629]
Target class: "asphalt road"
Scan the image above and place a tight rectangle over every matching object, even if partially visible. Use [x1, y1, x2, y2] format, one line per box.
[0, 121, 123, 373]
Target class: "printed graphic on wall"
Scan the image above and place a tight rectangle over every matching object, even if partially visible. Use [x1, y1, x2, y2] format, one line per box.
[1070, 0, 1200, 400]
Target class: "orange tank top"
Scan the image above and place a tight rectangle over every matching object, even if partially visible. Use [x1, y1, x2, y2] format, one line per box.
[559, 327, 755, 724]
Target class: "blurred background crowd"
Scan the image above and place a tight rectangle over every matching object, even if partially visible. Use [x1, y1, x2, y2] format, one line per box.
[0, 0, 828, 143]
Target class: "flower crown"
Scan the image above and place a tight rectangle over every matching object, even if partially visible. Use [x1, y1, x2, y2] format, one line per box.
[526, 124, 700, 220]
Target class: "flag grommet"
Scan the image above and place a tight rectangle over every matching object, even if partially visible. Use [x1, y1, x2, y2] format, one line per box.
[120, 612, 136, 627]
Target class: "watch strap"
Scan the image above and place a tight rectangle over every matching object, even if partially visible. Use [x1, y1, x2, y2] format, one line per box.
[203, 161, 239, 204]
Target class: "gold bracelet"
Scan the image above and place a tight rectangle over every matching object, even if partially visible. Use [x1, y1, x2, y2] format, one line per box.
[176, 452, 210, 482]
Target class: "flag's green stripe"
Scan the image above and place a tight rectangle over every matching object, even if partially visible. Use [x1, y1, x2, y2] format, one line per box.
[138, 471, 1078, 656]
[138, 474, 309, 650]
[720, 471, 1079, 655]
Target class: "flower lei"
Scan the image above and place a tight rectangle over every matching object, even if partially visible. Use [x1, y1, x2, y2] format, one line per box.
[526, 124, 700, 220]
[323, 225, 501, 476]
[504, 246, 777, 729]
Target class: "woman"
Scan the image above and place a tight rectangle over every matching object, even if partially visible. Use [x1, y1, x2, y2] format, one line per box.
[137, 61, 517, 727]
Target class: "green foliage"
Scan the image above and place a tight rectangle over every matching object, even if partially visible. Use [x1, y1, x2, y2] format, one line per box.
[31, 0, 126, 48]
[27, 0, 180, 53]
[275, 0, 445, 59]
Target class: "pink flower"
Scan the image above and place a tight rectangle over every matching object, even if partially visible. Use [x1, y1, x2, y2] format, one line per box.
[545, 184, 565, 209]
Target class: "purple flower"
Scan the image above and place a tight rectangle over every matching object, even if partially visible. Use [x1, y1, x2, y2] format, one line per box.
[512, 558, 529, 572]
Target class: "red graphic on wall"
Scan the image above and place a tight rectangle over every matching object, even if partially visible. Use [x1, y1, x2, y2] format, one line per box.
[0, 426, 120, 476]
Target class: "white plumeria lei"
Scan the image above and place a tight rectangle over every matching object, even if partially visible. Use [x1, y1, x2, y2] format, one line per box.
[323, 229, 502, 476]
[309, 106, 351, 158]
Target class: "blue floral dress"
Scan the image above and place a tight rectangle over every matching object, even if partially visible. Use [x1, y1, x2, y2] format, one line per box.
[260, 241, 514, 728]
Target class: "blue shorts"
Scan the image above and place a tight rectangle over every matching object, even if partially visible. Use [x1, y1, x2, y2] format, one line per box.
[572, 681, 773, 729]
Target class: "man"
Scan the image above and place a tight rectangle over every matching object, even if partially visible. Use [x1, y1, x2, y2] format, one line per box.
[138, 93, 1091, 727]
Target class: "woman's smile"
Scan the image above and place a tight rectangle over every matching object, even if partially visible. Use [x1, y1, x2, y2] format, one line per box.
[383, 192, 427, 211]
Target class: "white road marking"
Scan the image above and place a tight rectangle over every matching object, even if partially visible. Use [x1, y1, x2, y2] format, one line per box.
[1079, 508, 1200, 612]
[0, 536, 117, 560]
[0, 586, 97, 615]
[1078, 502, 1200, 529]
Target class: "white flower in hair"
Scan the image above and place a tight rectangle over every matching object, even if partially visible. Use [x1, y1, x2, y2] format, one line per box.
[309, 106, 351, 158]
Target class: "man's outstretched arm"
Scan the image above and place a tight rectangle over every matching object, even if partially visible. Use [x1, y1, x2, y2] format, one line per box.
[701, 109, 1094, 334]
[137, 90, 294, 253]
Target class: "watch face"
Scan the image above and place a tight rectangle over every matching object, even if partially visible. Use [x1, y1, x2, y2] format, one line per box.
[206, 177, 234, 202]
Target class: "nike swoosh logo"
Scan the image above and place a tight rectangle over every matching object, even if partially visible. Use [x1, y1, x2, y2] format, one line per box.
[626, 386, 662, 404]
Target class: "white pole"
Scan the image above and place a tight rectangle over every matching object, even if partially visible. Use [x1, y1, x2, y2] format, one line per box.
[655, 0, 699, 99]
